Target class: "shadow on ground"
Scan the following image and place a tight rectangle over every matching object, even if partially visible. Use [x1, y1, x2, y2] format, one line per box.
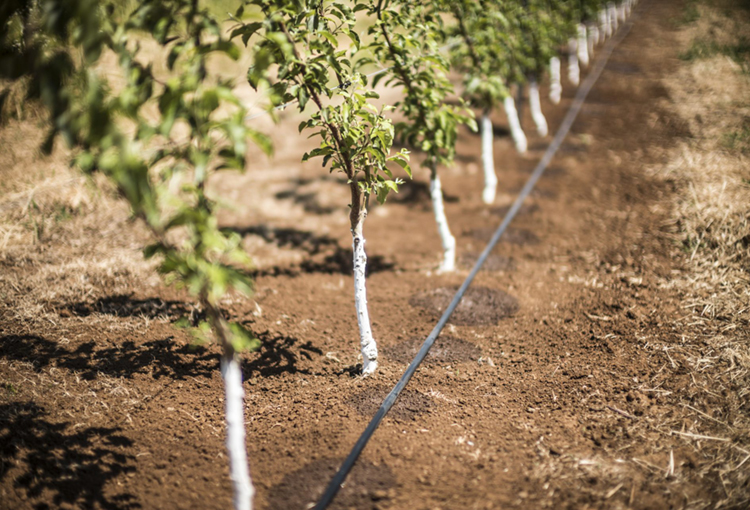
[0, 334, 216, 380]
[0, 402, 138, 509]
[243, 331, 323, 378]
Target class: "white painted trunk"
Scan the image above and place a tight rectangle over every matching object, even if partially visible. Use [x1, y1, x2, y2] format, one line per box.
[528, 79, 548, 137]
[567, 38, 580, 86]
[577, 24, 590, 67]
[480, 112, 497, 204]
[588, 26, 598, 56]
[503, 95, 527, 154]
[352, 216, 377, 375]
[549, 56, 562, 104]
[221, 354, 254, 510]
[429, 171, 456, 272]
[618, 3, 627, 22]
[608, 3, 618, 33]
[599, 10, 611, 39]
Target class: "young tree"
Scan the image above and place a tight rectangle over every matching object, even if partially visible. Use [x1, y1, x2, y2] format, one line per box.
[365, 0, 475, 272]
[235, 0, 411, 375]
[2, 1, 271, 508]
[505, 1, 566, 138]
[447, 0, 527, 205]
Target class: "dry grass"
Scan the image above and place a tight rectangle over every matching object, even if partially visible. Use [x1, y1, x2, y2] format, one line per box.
[647, 1, 750, 507]
[0, 115, 161, 332]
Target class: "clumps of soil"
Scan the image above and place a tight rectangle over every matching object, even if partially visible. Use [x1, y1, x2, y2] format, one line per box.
[382, 335, 482, 365]
[409, 286, 519, 326]
[459, 253, 516, 272]
[346, 386, 434, 421]
[466, 227, 540, 246]
[265, 458, 395, 510]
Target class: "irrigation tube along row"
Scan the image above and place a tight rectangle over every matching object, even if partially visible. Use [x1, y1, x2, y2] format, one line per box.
[312, 6, 642, 510]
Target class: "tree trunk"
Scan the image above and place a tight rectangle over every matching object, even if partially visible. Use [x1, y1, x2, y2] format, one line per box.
[577, 24, 590, 67]
[588, 25, 598, 56]
[567, 38, 580, 86]
[529, 79, 548, 137]
[351, 209, 378, 375]
[549, 57, 562, 104]
[600, 10, 611, 39]
[480, 110, 497, 204]
[221, 352, 254, 510]
[429, 162, 456, 271]
[608, 3, 619, 34]
[515, 83, 524, 126]
[503, 95, 527, 154]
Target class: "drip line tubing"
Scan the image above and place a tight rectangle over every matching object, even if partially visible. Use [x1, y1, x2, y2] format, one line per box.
[312, 5, 640, 510]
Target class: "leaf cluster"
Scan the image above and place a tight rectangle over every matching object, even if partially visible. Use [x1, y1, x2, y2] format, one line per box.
[233, 0, 410, 206]
[366, 0, 476, 169]
[2, 0, 270, 353]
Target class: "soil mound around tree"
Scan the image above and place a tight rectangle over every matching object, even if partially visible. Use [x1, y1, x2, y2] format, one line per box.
[346, 386, 434, 421]
[458, 253, 516, 272]
[382, 335, 482, 365]
[265, 458, 395, 510]
[409, 286, 519, 325]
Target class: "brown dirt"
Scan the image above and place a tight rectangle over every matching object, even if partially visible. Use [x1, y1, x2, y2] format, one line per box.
[2, 1, 749, 509]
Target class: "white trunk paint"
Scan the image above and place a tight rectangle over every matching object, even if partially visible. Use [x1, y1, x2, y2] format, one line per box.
[618, 4, 627, 22]
[429, 170, 456, 272]
[577, 24, 589, 67]
[599, 10, 611, 39]
[221, 354, 254, 510]
[567, 38, 580, 86]
[588, 26, 598, 56]
[352, 216, 377, 375]
[608, 3, 618, 33]
[480, 112, 497, 204]
[503, 95, 527, 154]
[549, 56, 562, 104]
[528, 79, 548, 137]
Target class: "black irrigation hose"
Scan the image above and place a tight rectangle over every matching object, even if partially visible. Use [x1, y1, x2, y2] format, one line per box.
[313, 8, 639, 510]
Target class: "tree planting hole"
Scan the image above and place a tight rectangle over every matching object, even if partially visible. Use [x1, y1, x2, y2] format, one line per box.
[347, 386, 434, 421]
[607, 61, 641, 75]
[409, 286, 519, 326]
[459, 253, 516, 272]
[266, 457, 395, 510]
[383, 335, 482, 365]
[466, 227, 540, 246]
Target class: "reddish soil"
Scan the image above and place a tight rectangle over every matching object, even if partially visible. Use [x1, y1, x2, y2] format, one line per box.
[1, 1, 742, 509]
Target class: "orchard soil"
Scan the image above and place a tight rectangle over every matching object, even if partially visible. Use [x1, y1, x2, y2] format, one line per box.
[1, 1, 747, 509]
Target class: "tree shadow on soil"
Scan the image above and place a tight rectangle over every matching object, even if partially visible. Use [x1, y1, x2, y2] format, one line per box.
[65, 295, 190, 320]
[230, 225, 395, 276]
[272, 175, 348, 216]
[235, 225, 340, 256]
[385, 179, 459, 209]
[0, 402, 138, 509]
[0, 334, 216, 380]
[243, 331, 323, 378]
